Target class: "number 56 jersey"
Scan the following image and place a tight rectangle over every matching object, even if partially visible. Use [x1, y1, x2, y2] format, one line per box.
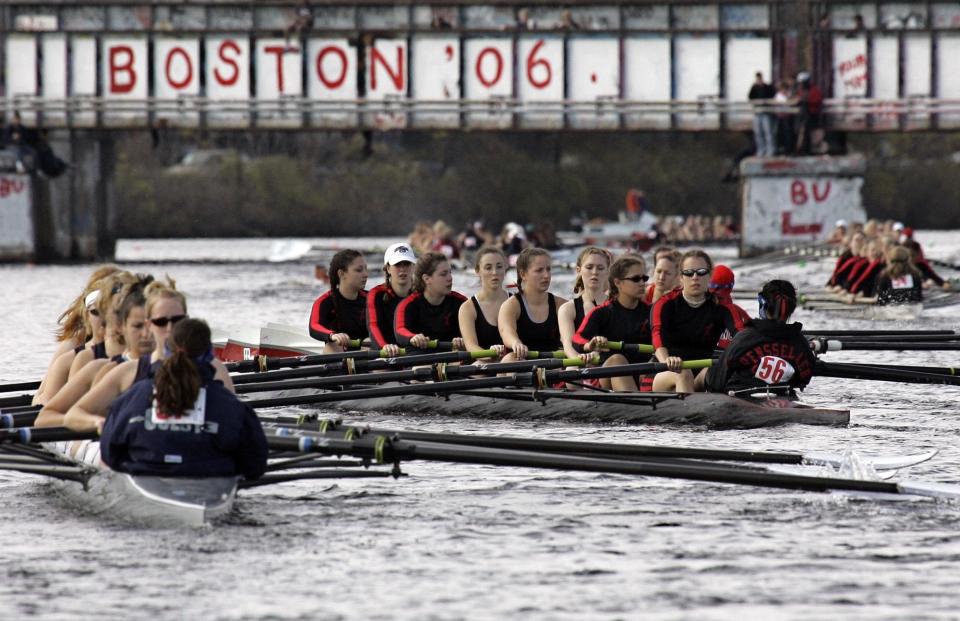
[705, 319, 817, 394]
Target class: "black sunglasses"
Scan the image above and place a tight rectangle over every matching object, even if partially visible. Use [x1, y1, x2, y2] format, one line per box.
[149, 314, 187, 327]
[681, 268, 711, 277]
[622, 274, 650, 283]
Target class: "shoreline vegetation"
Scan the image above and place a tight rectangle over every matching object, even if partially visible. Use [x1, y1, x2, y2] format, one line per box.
[115, 131, 960, 238]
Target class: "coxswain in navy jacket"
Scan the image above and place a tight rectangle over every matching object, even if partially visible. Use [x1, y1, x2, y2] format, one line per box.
[705, 319, 816, 394]
[99, 363, 268, 479]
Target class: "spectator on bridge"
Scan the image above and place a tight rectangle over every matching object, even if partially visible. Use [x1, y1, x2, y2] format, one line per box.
[748, 73, 776, 157]
[773, 80, 796, 155]
[796, 73, 825, 155]
[4, 112, 34, 173]
[284, 1, 312, 52]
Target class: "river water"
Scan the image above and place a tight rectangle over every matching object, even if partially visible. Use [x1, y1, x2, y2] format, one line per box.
[2, 234, 960, 620]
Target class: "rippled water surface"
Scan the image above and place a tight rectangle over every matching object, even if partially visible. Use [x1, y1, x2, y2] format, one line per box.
[2, 235, 960, 620]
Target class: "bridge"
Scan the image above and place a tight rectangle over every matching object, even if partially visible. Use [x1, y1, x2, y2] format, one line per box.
[0, 0, 957, 261]
[3, 0, 960, 132]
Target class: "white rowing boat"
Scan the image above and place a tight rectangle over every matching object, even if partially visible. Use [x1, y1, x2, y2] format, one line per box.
[40, 439, 238, 527]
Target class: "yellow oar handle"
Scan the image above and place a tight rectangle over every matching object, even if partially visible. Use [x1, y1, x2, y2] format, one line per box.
[377, 347, 408, 356]
[559, 353, 601, 367]
[347, 339, 362, 348]
[607, 342, 655, 354]
[468, 349, 499, 359]
[681, 359, 714, 369]
[527, 350, 567, 359]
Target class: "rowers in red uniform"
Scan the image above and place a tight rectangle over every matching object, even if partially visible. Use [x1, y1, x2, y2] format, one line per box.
[367, 243, 416, 356]
[394, 252, 466, 349]
[309, 249, 368, 353]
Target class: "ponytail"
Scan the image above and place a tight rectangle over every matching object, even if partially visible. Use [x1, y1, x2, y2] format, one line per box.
[757, 280, 797, 322]
[154, 318, 211, 417]
[515, 247, 551, 292]
[413, 252, 449, 294]
[572, 246, 611, 294]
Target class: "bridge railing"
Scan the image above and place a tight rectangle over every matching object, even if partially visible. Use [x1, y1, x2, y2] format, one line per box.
[5, 96, 960, 131]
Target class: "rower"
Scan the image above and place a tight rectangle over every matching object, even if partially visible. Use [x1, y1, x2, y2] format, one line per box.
[708, 264, 751, 348]
[458, 245, 509, 355]
[558, 247, 610, 360]
[35, 275, 157, 426]
[646, 248, 681, 305]
[651, 250, 746, 393]
[846, 239, 887, 303]
[309, 249, 369, 353]
[828, 234, 869, 293]
[394, 251, 466, 350]
[96, 318, 268, 480]
[498, 247, 567, 362]
[826, 231, 865, 288]
[573, 254, 653, 392]
[876, 245, 924, 305]
[366, 243, 416, 357]
[705, 279, 816, 395]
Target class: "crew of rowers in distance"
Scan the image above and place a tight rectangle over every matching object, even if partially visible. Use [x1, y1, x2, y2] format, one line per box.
[826, 219, 950, 305]
[33, 270, 268, 481]
[309, 242, 818, 397]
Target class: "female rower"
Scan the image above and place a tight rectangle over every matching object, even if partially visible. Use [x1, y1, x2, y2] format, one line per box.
[705, 280, 816, 395]
[876, 245, 924, 305]
[826, 232, 865, 288]
[651, 250, 746, 393]
[458, 245, 509, 354]
[558, 247, 610, 359]
[498, 248, 567, 361]
[394, 252, 466, 349]
[55, 283, 235, 430]
[846, 239, 887, 303]
[366, 243, 416, 356]
[35, 276, 157, 426]
[573, 254, 652, 391]
[97, 318, 268, 480]
[309, 249, 368, 353]
[646, 250, 681, 305]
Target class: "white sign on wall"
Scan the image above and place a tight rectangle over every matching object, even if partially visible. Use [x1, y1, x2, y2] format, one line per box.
[307, 38, 358, 127]
[5, 35, 38, 125]
[464, 38, 513, 129]
[366, 39, 408, 129]
[567, 37, 620, 130]
[256, 38, 303, 126]
[206, 35, 250, 127]
[0, 174, 34, 260]
[517, 37, 564, 129]
[101, 36, 148, 124]
[411, 36, 460, 128]
[154, 38, 200, 124]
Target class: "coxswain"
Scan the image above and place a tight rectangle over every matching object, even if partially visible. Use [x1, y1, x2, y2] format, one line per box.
[394, 251, 466, 349]
[705, 280, 816, 395]
[708, 264, 751, 348]
[366, 243, 416, 356]
[35, 275, 157, 426]
[876, 245, 924, 305]
[498, 247, 567, 361]
[573, 254, 653, 391]
[903, 239, 952, 290]
[558, 247, 610, 359]
[309, 249, 369, 353]
[458, 245, 509, 355]
[94, 318, 268, 480]
[651, 250, 746, 393]
[646, 247, 681, 305]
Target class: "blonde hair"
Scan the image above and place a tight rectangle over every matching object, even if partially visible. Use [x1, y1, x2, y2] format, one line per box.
[572, 246, 612, 294]
[145, 277, 187, 319]
[55, 264, 121, 342]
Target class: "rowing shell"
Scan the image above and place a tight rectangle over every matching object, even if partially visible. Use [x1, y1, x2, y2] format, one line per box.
[43, 440, 238, 527]
[259, 387, 849, 429]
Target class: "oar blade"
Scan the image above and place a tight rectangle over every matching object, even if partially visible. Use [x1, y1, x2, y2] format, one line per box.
[802, 449, 939, 471]
[896, 480, 960, 500]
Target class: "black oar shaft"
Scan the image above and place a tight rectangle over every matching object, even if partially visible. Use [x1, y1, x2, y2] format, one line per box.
[804, 330, 954, 337]
[225, 349, 382, 373]
[815, 361, 960, 385]
[231, 351, 475, 385]
[0, 380, 40, 393]
[0, 410, 41, 429]
[0, 394, 33, 408]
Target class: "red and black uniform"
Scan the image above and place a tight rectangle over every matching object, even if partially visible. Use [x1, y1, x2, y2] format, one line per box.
[705, 319, 816, 393]
[572, 297, 586, 331]
[877, 273, 923, 305]
[848, 259, 885, 297]
[826, 248, 854, 286]
[366, 283, 405, 348]
[309, 289, 368, 342]
[829, 256, 869, 289]
[394, 291, 467, 346]
[916, 259, 945, 287]
[470, 297, 503, 349]
[573, 299, 652, 364]
[651, 289, 746, 360]
[515, 292, 562, 352]
[716, 300, 751, 349]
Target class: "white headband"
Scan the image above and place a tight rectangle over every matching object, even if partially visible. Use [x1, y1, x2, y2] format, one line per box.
[85, 290, 100, 308]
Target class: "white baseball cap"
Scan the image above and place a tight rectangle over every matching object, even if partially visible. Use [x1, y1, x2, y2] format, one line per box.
[835, 219, 848, 228]
[892, 222, 904, 231]
[384, 242, 416, 265]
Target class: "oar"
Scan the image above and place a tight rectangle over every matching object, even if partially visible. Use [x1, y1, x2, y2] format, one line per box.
[815, 361, 960, 376]
[0, 426, 99, 443]
[0, 380, 40, 394]
[267, 432, 960, 500]
[266, 419, 936, 471]
[244, 360, 711, 409]
[804, 330, 955, 337]
[225, 346, 391, 373]
[606, 342, 655, 354]
[230, 350, 495, 385]
[0, 394, 34, 409]
[810, 334, 960, 343]
[814, 361, 960, 385]
[0, 410, 42, 429]
[813, 339, 960, 352]
[234, 357, 578, 395]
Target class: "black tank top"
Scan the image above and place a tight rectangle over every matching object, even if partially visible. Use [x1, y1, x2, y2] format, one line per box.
[471, 297, 502, 348]
[135, 355, 154, 383]
[517, 292, 562, 352]
[92, 342, 107, 359]
[573, 297, 586, 331]
[74, 344, 84, 354]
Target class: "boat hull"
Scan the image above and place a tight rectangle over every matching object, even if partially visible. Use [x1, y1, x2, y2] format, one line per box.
[259, 389, 849, 429]
[46, 440, 238, 527]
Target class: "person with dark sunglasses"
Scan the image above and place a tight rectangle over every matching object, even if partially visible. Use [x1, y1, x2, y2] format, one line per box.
[651, 249, 747, 393]
[573, 254, 653, 392]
